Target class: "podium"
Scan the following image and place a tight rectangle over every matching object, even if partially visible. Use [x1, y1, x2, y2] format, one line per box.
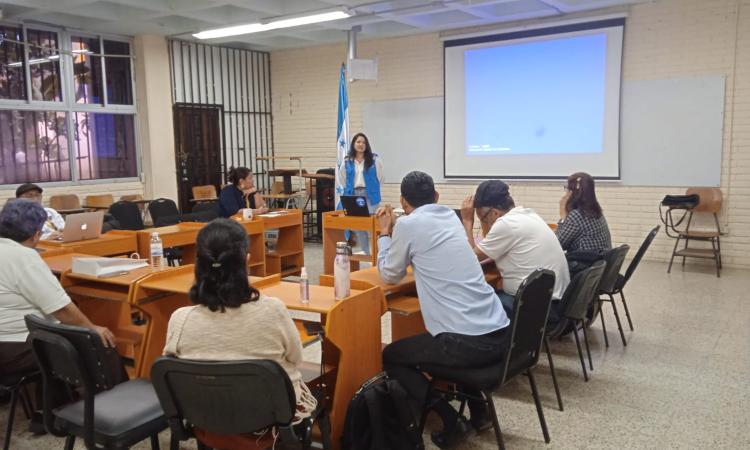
[322, 211, 381, 274]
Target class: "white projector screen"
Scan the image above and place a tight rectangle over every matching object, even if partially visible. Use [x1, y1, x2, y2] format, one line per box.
[444, 19, 625, 179]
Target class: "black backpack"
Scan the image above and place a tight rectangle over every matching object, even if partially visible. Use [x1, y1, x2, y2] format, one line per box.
[341, 373, 423, 450]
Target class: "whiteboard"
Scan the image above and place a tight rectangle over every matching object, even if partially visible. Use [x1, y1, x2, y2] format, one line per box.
[620, 76, 724, 186]
[363, 97, 445, 183]
[362, 75, 724, 186]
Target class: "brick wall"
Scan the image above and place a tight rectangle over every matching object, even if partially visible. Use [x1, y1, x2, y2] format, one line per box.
[272, 0, 750, 268]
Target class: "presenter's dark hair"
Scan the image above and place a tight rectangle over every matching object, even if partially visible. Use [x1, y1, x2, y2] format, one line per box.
[565, 172, 603, 218]
[348, 133, 374, 169]
[400, 171, 436, 209]
[189, 219, 260, 312]
[227, 167, 252, 186]
[0, 199, 47, 243]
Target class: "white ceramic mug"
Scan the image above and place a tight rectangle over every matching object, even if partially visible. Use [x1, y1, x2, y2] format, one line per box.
[242, 208, 253, 220]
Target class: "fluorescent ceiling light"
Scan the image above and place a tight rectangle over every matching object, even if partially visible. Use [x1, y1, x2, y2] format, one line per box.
[193, 10, 351, 39]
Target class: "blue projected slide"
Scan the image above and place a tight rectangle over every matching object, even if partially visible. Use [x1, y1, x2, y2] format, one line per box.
[465, 33, 607, 156]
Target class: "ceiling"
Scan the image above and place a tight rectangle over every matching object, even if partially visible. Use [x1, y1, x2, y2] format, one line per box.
[0, 0, 644, 50]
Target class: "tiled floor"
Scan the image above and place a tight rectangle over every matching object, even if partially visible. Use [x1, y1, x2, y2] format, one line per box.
[2, 243, 749, 449]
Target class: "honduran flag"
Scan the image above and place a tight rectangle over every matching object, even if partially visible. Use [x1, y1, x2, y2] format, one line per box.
[335, 63, 349, 209]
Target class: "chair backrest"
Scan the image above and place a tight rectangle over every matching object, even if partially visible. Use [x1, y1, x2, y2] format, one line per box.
[597, 245, 630, 294]
[192, 185, 217, 201]
[686, 187, 722, 213]
[108, 200, 145, 230]
[561, 260, 607, 321]
[270, 181, 284, 195]
[623, 226, 660, 285]
[49, 194, 81, 211]
[501, 269, 556, 383]
[151, 357, 296, 437]
[25, 315, 127, 392]
[148, 198, 181, 227]
[120, 194, 143, 203]
[85, 194, 114, 209]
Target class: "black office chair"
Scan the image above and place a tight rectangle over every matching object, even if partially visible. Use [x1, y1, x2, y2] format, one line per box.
[417, 269, 556, 449]
[188, 201, 219, 222]
[595, 245, 630, 347]
[604, 226, 660, 332]
[1, 370, 40, 450]
[151, 357, 332, 450]
[148, 198, 181, 227]
[108, 200, 145, 231]
[546, 261, 607, 382]
[25, 315, 166, 450]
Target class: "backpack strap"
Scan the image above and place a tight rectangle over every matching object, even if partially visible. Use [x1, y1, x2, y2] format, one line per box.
[363, 385, 388, 450]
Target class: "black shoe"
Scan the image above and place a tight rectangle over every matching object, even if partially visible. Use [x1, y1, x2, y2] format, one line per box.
[430, 416, 470, 449]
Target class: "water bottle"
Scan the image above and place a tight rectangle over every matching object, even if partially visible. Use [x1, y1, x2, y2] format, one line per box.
[299, 267, 310, 305]
[334, 242, 350, 300]
[149, 232, 164, 269]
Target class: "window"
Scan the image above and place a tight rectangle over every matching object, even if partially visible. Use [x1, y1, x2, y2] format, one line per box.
[0, 26, 137, 185]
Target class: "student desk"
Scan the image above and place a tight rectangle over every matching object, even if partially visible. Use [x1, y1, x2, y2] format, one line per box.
[337, 262, 502, 341]
[257, 209, 304, 276]
[129, 269, 383, 449]
[134, 218, 266, 275]
[37, 230, 137, 257]
[41, 251, 91, 277]
[322, 210, 380, 275]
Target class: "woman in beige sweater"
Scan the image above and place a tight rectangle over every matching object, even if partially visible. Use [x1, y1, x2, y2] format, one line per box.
[163, 219, 316, 424]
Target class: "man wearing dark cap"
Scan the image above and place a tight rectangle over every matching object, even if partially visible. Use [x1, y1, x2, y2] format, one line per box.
[461, 180, 570, 314]
[15, 183, 65, 240]
[376, 171, 510, 447]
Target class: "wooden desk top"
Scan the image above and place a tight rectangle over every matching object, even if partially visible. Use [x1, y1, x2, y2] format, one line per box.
[302, 173, 335, 180]
[65, 265, 164, 287]
[37, 231, 137, 256]
[257, 209, 302, 228]
[350, 266, 416, 297]
[268, 169, 304, 176]
[42, 252, 93, 275]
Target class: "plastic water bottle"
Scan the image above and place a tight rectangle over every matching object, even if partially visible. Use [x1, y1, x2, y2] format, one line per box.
[299, 267, 310, 305]
[334, 242, 350, 300]
[149, 232, 164, 269]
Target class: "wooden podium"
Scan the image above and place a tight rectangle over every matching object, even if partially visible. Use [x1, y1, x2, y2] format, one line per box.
[322, 211, 380, 274]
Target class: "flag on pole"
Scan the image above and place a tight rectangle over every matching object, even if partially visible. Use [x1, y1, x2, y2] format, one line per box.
[335, 63, 349, 210]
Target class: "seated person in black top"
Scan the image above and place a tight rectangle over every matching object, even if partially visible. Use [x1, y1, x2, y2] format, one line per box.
[218, 166, 269, 218]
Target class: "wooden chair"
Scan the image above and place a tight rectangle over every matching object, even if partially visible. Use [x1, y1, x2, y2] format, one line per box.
[667, 187, 723, 277]
[191, 185, 217, 203]
[84, 194, 114, 210]
[49, 194, 85, 215]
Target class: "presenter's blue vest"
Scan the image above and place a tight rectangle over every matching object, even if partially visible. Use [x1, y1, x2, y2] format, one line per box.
[344, 157, 381, 205]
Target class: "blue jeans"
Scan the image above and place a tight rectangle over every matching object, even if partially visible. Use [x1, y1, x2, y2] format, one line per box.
[495, 289, 516, 317]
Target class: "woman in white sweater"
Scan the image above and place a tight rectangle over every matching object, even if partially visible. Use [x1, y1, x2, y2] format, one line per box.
[163, 219, 316, 426]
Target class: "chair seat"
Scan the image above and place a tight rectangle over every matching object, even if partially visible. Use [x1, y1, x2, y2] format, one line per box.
[419, 363, 504, 390]
[678, 230, 720, 238]
[55, 379, 166, 445]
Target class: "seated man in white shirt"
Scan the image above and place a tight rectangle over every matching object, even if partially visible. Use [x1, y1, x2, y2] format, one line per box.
[15, 183, 65, 240]
[461, 180, 570, 317]
[0, 200, 115, 424]
[377, 171, 511, 448]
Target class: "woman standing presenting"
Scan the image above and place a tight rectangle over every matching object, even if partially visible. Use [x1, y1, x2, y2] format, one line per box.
[339, 133, 383, 255]
[218, 166, 269, 218]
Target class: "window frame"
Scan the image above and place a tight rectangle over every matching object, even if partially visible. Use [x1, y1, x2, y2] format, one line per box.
[0, 22, 141, 188]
